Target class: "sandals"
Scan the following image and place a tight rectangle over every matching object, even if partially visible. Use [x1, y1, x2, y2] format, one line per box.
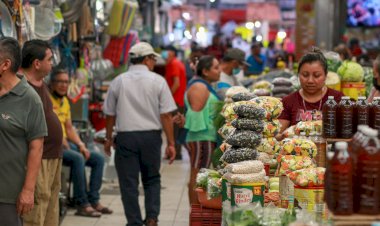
[92, 203, 113, 214]
[75, 205, 101, 218]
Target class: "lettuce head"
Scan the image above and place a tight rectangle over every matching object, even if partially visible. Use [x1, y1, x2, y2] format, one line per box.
[337, 61, 364, 82]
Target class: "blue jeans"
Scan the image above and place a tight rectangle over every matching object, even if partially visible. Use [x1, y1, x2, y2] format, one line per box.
[62, 142, 105, 207]
[115, 131, 162, 226]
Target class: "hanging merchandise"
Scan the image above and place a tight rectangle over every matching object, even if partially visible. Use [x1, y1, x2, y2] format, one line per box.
[103, 32, 139, 68]
[78, 3, 94, 38]
[106, 0, 138, 37]
[20, 5, 35, 43]
[90, 45, 114, 80]
[0, 1, 17, 38]
[33, 6, 62, 40]
[59, 0, 86, 24]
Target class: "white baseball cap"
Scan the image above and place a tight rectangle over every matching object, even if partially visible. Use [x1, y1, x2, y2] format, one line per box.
[129, 42, 161, 58]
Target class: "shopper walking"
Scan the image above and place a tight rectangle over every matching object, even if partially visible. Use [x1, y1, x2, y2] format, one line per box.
[162, 45, 187, 160]
[49, 68, 111, 217]
[0, 37, 47, 226]
[184, 55, 221, 205]
[103, 42, 177, 226]
[21, 40, 64, 226]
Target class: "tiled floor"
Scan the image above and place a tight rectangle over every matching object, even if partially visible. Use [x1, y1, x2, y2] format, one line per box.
[61, 148, 191, 226]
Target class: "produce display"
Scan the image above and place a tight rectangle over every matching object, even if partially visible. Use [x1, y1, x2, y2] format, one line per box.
[249, 96, 283, 120]
[337, 60, 364, 82]
[271, 77, 293, 98]
[262, 120, 281, 137]
[233, 104, 266, 120]
[224, 160, 264, 174]
[231, 92, 257, 102]
[224, 170, 266, 184]
[218, 123, 236, 139]
[256, 138, 280, 155]
[225, 86, 250, 103]
[282, 125, 296, 138]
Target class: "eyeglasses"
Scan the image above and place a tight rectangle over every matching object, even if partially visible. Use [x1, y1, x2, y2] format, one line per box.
[54, 80, 70, 85]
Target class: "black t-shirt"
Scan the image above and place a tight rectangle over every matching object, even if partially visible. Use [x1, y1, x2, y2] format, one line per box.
[29, 82, 63, 159]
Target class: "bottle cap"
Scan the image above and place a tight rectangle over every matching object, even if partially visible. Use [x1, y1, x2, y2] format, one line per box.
[357, 125, 368, 132]
[342, 96, 349, 100]
[327, 152, 335, 160]
[358, 96, 366, 100]
[300, 132, 306, 136]
[374, 97, 380, 100]
[328, 96, 334, 100]
[362, 127, 379, 137]
[335, 141, 348, 150]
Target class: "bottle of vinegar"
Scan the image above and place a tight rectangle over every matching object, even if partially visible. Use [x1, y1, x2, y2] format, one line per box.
[322, 96, 337, 138]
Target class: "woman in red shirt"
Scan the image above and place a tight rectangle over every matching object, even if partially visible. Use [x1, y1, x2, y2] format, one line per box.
[278, 48, 343, 132]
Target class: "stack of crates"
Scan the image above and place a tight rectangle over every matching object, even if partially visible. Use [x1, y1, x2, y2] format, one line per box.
[190, 204, 222, 226]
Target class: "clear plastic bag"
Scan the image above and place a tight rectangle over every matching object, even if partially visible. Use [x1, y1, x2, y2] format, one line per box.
[207, 177, 222, 200]
[225, 160, 264, 174]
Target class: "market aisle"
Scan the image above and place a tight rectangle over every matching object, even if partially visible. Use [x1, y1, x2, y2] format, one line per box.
[61, 148, 191, 226]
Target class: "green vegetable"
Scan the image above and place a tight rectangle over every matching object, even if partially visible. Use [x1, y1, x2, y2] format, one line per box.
[337, 60, 364, 82]
[207, 177, 222, 199]
[195, 169, 220, 189]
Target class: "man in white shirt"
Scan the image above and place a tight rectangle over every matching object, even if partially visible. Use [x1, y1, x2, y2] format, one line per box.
[103, 42, 177, 226]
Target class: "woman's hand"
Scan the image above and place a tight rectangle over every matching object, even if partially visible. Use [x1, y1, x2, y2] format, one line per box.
[173, 112, 185, 128]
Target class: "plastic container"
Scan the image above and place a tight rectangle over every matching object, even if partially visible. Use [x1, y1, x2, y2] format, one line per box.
[279, 175, 294, 208]
[190, 204, 222, 226]
[313, 132, 327, 168]
[230, 183, 265, 207]
[354, 96, 369, 134]
[337, 96, 354, 139]
[294, 185, 324, 213]
[322, 96, 337, 138]
[341, 82, 366, 101]
[355, 128, 380, 214]
[195, 188, 222, 210]
[326, 142, 354, 215]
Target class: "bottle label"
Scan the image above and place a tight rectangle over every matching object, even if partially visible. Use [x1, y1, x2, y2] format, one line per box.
[324, 109, 336, 134]
[341, 110, 353, 136]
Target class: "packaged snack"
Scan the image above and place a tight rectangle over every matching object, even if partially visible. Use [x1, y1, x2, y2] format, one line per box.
[253, 89, 271, 96]
[272, 86, 293, 95]
[231, 118, 264, 132]
[280, 138, 318, 158]
[225, 86, 249, 98]
[252, 80, 272, 90]
[287, 167, 325, 187]
[224, 169, 266, 184]
[277, 155, 315, 176]
[220, 147, 258, 164]
[225, 160, 264, 174]
[294, 120, 322, 136]
[219, 142, 232, 152]
[262, 120, 281, 137]
[226, 130, 262, 148]
[282, 125, 296, 138]
[249, 96, 284, 120]
[256, 137, 280, 154]
[272, 77, 293, 87]
[231, 92, 257, 102]
[233, 104, 266, 120]
[218, 123, 236, 139]
[257, 152, 272, 164]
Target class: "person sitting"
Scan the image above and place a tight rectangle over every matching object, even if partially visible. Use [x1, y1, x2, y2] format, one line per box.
[278, 47, 344, 132]
[49, 68, 112, 217]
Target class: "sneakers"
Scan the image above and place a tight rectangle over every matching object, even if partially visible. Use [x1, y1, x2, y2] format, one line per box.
[144, 219, 158, 226]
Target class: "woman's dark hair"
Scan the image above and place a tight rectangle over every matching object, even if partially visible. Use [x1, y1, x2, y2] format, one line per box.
[298, 47, 328, 75]
[196, 55, 216, 78]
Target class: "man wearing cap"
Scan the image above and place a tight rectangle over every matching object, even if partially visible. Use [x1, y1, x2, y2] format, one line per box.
[161, 45, 187, 160]
[216, 48, 249, 90]
[103, 42, 177, 226]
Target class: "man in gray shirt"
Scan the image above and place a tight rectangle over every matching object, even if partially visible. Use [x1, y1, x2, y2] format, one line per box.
[103, 42, 177, 226]
[0, 37, 47, 225]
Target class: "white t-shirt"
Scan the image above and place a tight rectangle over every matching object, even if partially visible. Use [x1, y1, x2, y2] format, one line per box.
[218, 71, 242, 87]
[103, 65, 177, 132]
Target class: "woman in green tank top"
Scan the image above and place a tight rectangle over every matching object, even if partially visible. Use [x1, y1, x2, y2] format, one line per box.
[184, 55, 221, 204]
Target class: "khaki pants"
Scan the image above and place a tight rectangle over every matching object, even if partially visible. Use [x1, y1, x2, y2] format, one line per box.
[23, 158, 62, 226]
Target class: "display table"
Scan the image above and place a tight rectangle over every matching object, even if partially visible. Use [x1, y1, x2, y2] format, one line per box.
[333, 214, 380, 226]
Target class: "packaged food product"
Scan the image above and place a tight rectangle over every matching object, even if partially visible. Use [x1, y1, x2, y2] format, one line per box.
[225, 160, 264, 174]
[249, 96, 284, 120]
[224, 169, 266, 184]
[276, 155, 315, 176]
[252, 88, 271, 96]
[280, 138, 318, 159]
[257, 152, 272, 164]
[256, 137, 280, 154]
[272, 86, 293, 95]
[252, 80, 271, 90]
[219, 142, 232, 152]
[233, 104, 266, 120]
[218, 123, 236, 139]
[226, 86, 249, 97]
[294, 120, 322, 136]
[231, 118, 264, 132]
[220, 147, 258, 164]
[226, 130, 262, 148]
[262, 120, 281, 137]
[287, 167, 325, 187]
[272, 77, 293, 87]
[231, 92, 257, 102]
[282, 125, 296, 138]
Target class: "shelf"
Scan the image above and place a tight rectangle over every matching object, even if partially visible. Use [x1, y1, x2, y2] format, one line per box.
[326, 138, 352, 143]
[333, 214, 380, 226]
